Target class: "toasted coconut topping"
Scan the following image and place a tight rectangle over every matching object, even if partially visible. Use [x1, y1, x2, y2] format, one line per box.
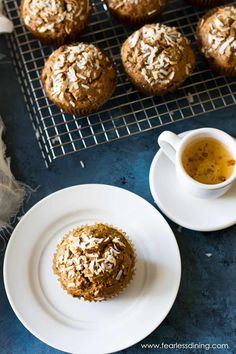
[109, 0, 165, 12]
[53, 224, 136, 301]
[55, 228, 127, 283]
[22, 0, 91, 34]
[201, 6, 236, 56]
[125, 23, 192, 86]
[44, 43, 114, 103]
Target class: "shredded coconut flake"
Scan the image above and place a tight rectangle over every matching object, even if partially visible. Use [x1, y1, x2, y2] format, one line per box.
[116, 269, 123, 281]
[187, 92, 194, 103]
[51, 135, 60, 144]
[218, 36, 234, 54]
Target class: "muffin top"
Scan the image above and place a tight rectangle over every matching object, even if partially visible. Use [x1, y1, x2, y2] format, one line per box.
[21, 0, 91, 41]
[53, 224, 135, 301]
[121, 23, 195, 91]
[105, 0, 166, 21]
[198, 6, 236, 68]
[41, 43, 117, 113]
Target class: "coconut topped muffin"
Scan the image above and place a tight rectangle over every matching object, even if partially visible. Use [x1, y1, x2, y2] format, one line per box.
[197, 5, 236, 75]
[104, 0, 168, 24]
[41, 43, 117, 115]
[121, 23, 195, 95]
[53, 224, 136, 301]
[21, 0, 92, 44]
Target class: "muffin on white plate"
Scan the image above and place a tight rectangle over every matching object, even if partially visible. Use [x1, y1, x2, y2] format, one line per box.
[53, 223, 136, 301]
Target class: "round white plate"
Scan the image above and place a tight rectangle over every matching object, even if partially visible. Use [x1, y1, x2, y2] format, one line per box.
[150, 132, 236, 232]
[4, 184, 181, 354]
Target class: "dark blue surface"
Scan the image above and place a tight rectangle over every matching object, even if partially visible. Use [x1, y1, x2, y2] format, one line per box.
[0, 34, 235, 354]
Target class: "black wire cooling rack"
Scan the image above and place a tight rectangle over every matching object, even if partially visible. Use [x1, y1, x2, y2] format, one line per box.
[4, 0, 236, 166]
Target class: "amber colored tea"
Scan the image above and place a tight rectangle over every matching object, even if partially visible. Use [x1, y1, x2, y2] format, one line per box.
[182, 137, 236, 184]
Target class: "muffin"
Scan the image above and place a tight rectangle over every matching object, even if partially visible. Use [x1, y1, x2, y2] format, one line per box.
[186, 0, 225, 9]
[121, 23, 196, 96]
[41, 43, 117, 115]
[197, 5, 236, 76]
[53, 224, 136, 301]
[21, 0, 92, 45]
[104, 0, 168, 25]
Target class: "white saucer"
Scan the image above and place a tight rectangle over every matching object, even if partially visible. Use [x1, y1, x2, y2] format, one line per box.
[149, 132, 236, 232]
[4, 184, 181, 354]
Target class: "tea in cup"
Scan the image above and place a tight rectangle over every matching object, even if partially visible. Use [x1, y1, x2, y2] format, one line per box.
[158, 128, 236, 199]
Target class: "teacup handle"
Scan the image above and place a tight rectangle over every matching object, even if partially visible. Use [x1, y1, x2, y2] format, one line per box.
[158, 131, 182, 163]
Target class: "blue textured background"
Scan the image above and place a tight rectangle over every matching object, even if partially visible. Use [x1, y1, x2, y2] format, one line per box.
[0, 32, 235, 354]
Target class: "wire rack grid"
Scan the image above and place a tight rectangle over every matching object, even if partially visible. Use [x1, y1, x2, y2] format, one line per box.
[4, 0, 236, 166]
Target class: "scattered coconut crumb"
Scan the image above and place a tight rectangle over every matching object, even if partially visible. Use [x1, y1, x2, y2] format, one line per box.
[187, 92, 194, 103]
[80, 160, 85, 168]
[35, 130, 40, 139]
[51, 135, 60, 144]
[205, 253, 212, 257]
[103, 2, 108, 10]
[177, 225, 182, 233]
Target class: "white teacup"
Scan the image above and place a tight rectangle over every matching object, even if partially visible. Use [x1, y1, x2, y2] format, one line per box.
[158, 128, 236, 199]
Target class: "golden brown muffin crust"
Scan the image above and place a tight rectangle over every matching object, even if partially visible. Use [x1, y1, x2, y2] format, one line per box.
[21, 0, 92, 44]
[41, 43, 117, 115]
[104, 0, 167, 24]
[53, 224, 136, 301]
[197, 6, 236, 72]
[121, 23, 195, 95]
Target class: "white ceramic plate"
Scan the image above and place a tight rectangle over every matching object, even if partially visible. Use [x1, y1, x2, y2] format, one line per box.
[4, 184, 181, 354]
[150, 132, 236, 232]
